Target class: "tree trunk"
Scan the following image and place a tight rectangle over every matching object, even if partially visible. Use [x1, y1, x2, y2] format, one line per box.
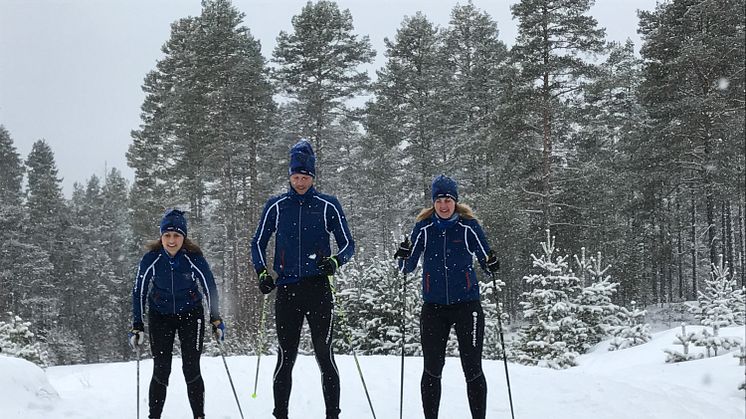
[725, 201, 735, 281]
[677, 189, 684, 300]
[739, 203, 745, 288]
[690, 190, 698, 299]
[651, 204, 660, 305]
[541, 3, 552, 230]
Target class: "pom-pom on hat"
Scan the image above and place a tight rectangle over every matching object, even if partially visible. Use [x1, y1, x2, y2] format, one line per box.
[160, 208, 187, 237]
[288, 139, 316, 178]
[431, 174, 458, 202]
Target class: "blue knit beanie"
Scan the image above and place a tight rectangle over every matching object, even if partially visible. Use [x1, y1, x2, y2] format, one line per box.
[288, 139, 316, 178]
[160, 208, 187, 237]
[431, 175, 458, 202]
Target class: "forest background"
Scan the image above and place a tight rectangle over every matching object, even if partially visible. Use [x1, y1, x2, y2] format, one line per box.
[0, 0, 744, 366]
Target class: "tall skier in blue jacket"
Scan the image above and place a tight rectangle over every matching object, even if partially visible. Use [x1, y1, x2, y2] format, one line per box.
[396, 175, 499, 419]
[252, 139, 355, 419]
[129, 208, 224, 419]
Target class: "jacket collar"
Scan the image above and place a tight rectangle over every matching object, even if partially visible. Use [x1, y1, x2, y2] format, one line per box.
[161, 248, 186, 267]
[432, 212, 459, 231]
[287, 184, 317, 203]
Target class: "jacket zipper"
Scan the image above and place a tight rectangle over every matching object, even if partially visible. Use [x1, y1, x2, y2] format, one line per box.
[298, 199, 303, 278]
[170, 264, 176, 313]
[443, 232, 449, 304]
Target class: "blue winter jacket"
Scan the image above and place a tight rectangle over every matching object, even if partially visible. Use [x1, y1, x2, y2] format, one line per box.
[400, 213, 492, 305]
[132, 249, 220, 325]
[252, 185, 355, 285]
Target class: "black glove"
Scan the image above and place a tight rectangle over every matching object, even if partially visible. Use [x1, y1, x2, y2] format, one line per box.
[128, 322, 145, 350]
[394, 238, 412, 259]
[257, 268, 276, 294]
[486, 250, 500, 273]
[317, 255, 339, 275]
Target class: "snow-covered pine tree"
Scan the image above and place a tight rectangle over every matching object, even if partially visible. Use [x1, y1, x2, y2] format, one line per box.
[0, 313, 47, 366]
[334, 254, 421, 356]
[481, 275, 508, 360]
[574, 249, 622, 352]
[690, 255, 746, 327]
[0, 126, 41, 318]
[23, 140, 69, 338]
[271, 0, 374, 185]
[691, 324, 742, 358]
[66, 176, 129, 363]
[100, 168, 137, 359]
[439, 2, 509, 192]
[664, 323, 704, 363]
[638, 0, 746, 271]
[510, 0, 606, 230]
[514, 230, 583, 368]
[192, 0, 276, 343]
[365, 12, 449, 208]
[608, 300, 651, 351]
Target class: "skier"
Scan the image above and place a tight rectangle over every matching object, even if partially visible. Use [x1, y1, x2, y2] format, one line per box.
[395, 174, 499, 419]
[251, 139, 355, 419]
[129, 208, 224, 419]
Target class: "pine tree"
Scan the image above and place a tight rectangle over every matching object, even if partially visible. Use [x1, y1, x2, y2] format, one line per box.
[0, 313, 47, 366]
[509, 0, 607, 232]
[608, 300, 651, 351]
[66, 175, 128, 363]
[440, 1, 509, 195]
[24, 140, 68, 333]
[514, 230, 584, 368]
[691, 324, 742, 357]
[272, 0, 374, 184]
[366, 12, 449, 208]
[574, 250, 621, 351]
[0, 126, 27, 314]
[691, 255, 745, 327]
[335, 254, 421, 356]
[101, 168, 137, 359]
[638, 0, 746, 269]
[481, 275, 508, 360]
[664, 323, 704, 363]
[565, 40, 651, 302]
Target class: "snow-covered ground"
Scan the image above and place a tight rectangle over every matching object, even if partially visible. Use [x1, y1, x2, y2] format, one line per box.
[3, 326, 745, 419]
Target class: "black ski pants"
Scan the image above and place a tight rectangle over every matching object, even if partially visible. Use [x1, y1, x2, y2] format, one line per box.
[273, 275, 340, 419]
[420, 300, 487, 419]
[148, 305, 205, 419]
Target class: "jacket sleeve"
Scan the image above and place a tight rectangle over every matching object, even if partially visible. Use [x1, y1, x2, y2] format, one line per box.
[465, 220, 492, 273]
[190, 254, 220, 320]
[399, 223, 425, 274]
[326, 196, 355, 265]
[251, 198, 278, 273]
[131, 253, 157, 325]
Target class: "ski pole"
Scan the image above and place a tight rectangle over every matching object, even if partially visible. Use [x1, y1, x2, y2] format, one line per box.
[217, 341, 246, 419]
[328, 275, 378, 419]
[394, 233, 411, 419]
[251, 295, 269, 398]
[398, 267, 406, 419]
[135, 346, 140, 419]
[490, 267, 516, 419]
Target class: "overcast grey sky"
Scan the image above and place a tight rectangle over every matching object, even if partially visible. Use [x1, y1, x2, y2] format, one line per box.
[0, 0, 657, 195]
